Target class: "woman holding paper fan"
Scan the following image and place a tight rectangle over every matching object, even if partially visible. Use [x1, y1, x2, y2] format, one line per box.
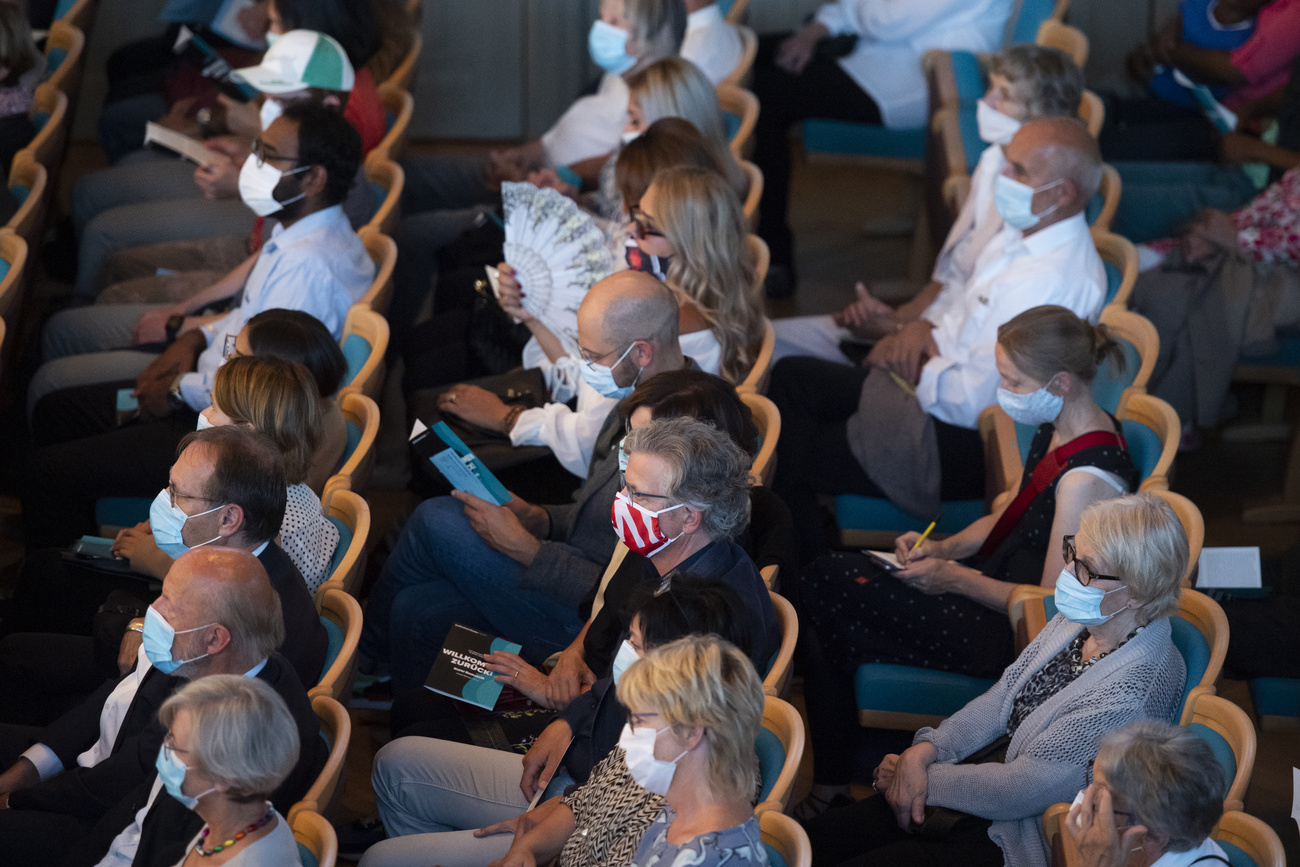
[791, 305, 1141, 819]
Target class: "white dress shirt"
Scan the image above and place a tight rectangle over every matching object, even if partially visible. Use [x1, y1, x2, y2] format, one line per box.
[681, 4, 745, 84]
[540, 73, 631, 168]
[1150, 838, 1230, 867]
[183, 204, 374, 410]
[917, 212, 1104, 428]
[815, 0, 1013, 128]
[932, 143, 1006, 288]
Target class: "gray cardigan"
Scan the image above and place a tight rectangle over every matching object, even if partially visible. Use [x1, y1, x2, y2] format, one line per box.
[914, 614, 1185, 867]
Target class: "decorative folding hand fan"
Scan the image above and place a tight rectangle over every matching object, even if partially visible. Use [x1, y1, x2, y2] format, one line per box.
[500, 181, 616, 353]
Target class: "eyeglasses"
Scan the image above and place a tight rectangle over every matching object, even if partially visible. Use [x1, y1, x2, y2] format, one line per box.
[250, 137, 301, 169]
[1062, 535, 1123, 587]
[628, 711, 660, 732]
[619, 478, 673, 506]
[578, 340, 643, 371]
[168, 483, 216, 509]
[628, 206, 664, 239]
[1085, 760, 1136, 829]
[162, 732, 191, 761]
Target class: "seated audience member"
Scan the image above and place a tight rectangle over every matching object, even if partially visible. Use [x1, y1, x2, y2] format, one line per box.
[477, 636, 768, 867]
[793, 306, 1140, 817]
[0, 2, 41, 183]
[355, 577, 755, 863]
[4, 425, 328, 717]
[751, 0, 1015, 295]
[0, 548, 325, 867]
[1130, 0, 1259, 108]
[804, 493, 1188, 865]
[775, 44, 1085, 363]
[1131, 160, 1300, 438]
[75, 27, 378, 298]
[24, 306, 350, 551]
[197, 355, 340, 593]
[391, 0, 685, 268]
[156, 676, 304, 866]
[361, 367, 754, 695]
[680, 0, 744, 84]
[1102, 0, 1299, 162]
[1068, 720, 1229, 867]
[769, 117, 1107, 561]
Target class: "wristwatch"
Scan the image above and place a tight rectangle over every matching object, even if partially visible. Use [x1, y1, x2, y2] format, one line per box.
[164, 314, 185, 344]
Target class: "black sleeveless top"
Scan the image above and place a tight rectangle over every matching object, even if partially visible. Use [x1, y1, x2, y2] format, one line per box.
[967, 416, 1139, 585]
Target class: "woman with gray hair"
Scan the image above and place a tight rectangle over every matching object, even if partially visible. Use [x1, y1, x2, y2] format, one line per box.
[158, 675, 302, 866]
[807, 493, 1189, 867]
[1068, 720, 1228, 867]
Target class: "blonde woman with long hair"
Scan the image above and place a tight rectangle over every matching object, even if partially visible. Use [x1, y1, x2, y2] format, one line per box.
[632, 165, 763, 384]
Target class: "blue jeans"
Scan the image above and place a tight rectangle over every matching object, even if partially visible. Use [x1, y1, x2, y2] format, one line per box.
[360, 497, 585, 691]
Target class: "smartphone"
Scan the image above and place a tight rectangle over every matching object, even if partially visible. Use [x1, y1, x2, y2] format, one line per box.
[116, 388, 139, 426]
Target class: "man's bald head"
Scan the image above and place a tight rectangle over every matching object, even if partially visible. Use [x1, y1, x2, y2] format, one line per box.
[1005, 117, 1102, 214]
[579, 270, 681, 352]
[172, 547, 284, 670]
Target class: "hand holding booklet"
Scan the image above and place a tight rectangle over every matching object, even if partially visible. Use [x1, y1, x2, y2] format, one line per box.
[144, 122, 217, 166]
[410, 419, 513, 506]
[425, 623, 523, 710]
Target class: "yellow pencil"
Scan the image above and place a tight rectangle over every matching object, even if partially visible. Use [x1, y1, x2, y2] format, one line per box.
[906, 520, 937, 563]
[887, 370, 916, 397]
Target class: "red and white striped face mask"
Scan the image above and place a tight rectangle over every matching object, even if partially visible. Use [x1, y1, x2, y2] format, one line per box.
[611, 490, 683, 557]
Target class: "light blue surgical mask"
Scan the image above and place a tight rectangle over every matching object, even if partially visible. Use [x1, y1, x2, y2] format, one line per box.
[1054, 568, 1128, 626]
[148, 488, 226, 559]
[264, 30, 280, 48]
[195, 412, 214, 431]
[994, 174, 1063, 231]
[580, 342, 641, 399]
[142, 606, 216, 674]
[612, 639, 639, 684]
[588, 20, 635, 74]
[155, 738, 216, 810]
[996, 380, 1063, 426]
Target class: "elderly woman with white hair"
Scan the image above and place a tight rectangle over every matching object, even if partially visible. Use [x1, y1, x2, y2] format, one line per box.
[807, 493, 1190, 867]
[1069, 720, 1229, 867]
[158, 675, 302, 866]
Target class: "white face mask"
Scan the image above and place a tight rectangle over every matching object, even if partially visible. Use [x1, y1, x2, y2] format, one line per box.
[611, 639, 640, 684]
[238, 156, 310, 217]
[621, 128, 642, 145]
[619, 722, 688, 796]
[195, 411, 215, 431]
[259, 98, 284, 131]
[996, 379, 1063, 426]
[976, 99, 1021, 145]
[994, 174, 1064, 231]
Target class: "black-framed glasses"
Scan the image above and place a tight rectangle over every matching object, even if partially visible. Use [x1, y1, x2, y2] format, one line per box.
[628, 206, 664, 239]
[628, 711, 660, 732]
[1062, 535, 1123, 586]
[1085, 760, 1136, 829]
[250, 137, 301, 169]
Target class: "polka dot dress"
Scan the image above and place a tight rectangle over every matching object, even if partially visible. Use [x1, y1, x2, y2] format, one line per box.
[281, 483, 340, 596]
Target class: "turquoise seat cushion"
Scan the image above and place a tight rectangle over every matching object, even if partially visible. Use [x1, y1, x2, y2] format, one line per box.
[1091, 338, 1141, 415]
[1188, 721, 1236, 791]
[754, 726, 785, 802]
[1218, 839, 1257, 867]
[11, 183, 29, 204]
[723, 110, 741, 143]
[855, 663, 996, 717]
[0, 257, 11, 281]
[33, 111, 50, 130]
[1240, 330, 1300, 366]
[55, 0, 76, 18]
[1085, 192, 1104, 226]
[297, 841, 318, 867]
[1170, 616, 1210, 713]
[386, 110, 397, 132]
[1012, 0, 1056, 43]
[763, 843, 788, 867]
[48, 47, 67, 72]
[802, 120, 926, 160]
[1247, 677, 1300, 717]
[835, 495, 984, 534]
[956, 105, 983, 172]
[341, 418, 362, 467]
[717, 0, 733, 16]
[1119, 418, 1162, 481]
[325, 514, 351, 577]
[320, 614, 344, 682]
[341, 333, 371, 388]
[369, 180, 386, 218]
[95, 496, 154, 529]
[1103, 261, 1123, 305]
[950, 51, 987, 106]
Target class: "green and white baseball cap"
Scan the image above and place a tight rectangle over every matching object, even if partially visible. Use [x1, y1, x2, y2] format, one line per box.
[233, 30, 355, 94]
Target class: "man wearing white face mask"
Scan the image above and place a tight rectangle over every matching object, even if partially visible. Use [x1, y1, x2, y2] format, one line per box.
[0, 547, 325, 867]
[770, 116, 1107, 561]
[771, 45, 1086, 365]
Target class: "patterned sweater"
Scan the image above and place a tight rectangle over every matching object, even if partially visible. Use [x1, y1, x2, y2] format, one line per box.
[914, 614, 1185, 867]
[560, 748, 666, 867]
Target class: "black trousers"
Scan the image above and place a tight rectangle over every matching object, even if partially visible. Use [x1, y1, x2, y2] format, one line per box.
[806, 791, 1004, 867]
[752, 33, 882, 273]
[0, 634, 115, 727]
[1098, 95, 1220, 162]
[767, 357, 984, 563]
[24, 381, 196, 549]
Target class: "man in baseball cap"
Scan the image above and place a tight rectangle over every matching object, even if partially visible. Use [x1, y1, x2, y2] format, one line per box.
[233, 29, 355, 94]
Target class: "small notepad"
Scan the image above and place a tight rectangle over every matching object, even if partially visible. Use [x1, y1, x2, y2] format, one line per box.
[1196, 547, 1262, 589]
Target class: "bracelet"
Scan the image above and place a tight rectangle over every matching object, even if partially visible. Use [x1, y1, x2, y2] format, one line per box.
[502, 404, 525, 434]
[126, 621, 144, 634]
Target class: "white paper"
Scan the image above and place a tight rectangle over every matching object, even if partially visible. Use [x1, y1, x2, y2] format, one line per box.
[1196, 547, 1262, 589]
[144, 122, 216, 166]
[1292, 768, 1300, 834]
[410, 419, 429, 440]
[862, 549, 903, 571]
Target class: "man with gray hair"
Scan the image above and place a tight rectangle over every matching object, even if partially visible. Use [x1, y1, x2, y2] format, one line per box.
[770, 116, 1107, 560]
[1069, 719, 1229, 867]
[0, 548, 325, 866]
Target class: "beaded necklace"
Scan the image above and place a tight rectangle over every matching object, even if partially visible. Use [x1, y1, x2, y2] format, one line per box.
[195, 803, 276, 856]
[1068, 625, 1143, 675]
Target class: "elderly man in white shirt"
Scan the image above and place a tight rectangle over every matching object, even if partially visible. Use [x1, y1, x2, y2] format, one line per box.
[768, 117, 1107, 561]
[773, 45, 1087, 364]
[752, 0, 1014, 296]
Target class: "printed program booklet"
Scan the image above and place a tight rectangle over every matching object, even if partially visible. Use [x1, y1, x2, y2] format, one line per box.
[409, 419, 513, 506]
[425, 623, 522, 711]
